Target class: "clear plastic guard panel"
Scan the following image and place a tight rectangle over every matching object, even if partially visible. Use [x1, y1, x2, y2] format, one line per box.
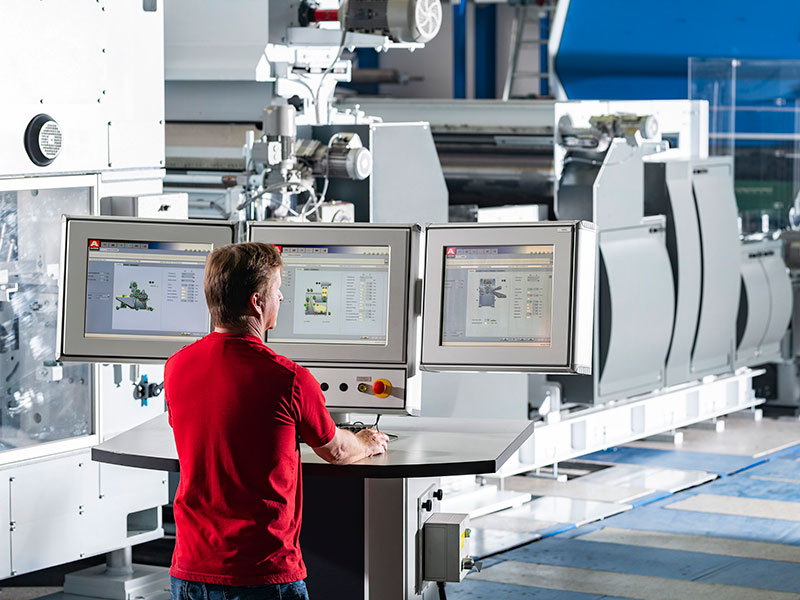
[0, 187, 92, 451]
[689, 58, 800, 234]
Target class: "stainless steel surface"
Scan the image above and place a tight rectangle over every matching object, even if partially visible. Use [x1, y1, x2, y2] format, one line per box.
[105, 547, 133, 577]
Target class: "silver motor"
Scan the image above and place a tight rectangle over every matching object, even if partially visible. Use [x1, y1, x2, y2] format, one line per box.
[344, 0, 443, 44]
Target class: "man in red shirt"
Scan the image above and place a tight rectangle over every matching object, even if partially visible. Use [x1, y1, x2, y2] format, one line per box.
[165, 242, 388, 600]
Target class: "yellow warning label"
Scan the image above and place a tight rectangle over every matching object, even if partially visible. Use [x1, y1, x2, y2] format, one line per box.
[461, 530, 466, 550]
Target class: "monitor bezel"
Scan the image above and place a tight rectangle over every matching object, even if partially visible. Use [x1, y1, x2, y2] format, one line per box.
[421, 222, 584, 372]
[58, 216, 236, 363]
[248, 222, 417, 366]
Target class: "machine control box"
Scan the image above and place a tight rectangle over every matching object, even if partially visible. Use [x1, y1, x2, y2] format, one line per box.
[423, 512, 474, 583]
[306, 366, 407, 412]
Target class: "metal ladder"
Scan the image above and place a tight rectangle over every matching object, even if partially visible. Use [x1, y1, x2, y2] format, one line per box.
[502, 2, 555, 100]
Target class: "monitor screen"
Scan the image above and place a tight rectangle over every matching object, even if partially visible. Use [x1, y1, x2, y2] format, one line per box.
[269, 245, 390, 345]
[441, 245, 554, 347]
[84, 240, 212, 341]
[59, 216, 236, 363]
[421, 222, 596, 374]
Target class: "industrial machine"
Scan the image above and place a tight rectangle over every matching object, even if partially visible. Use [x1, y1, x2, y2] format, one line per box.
[163, 0, 447, 226]
[736, 238, 792, 369]
[0, 0, 171, 587]
[8, 1, 793, 599]
[337, 98, 784, 475]
[552, 101, 744, 403]
[41, 2, 494, 599]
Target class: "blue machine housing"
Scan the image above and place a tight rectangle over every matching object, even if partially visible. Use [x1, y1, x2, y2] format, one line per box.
[553, 0, 800, 102]
[552, 0, 800, 230]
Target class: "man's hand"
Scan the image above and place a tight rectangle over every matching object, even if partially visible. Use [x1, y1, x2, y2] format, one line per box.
[356, 428, 389, 456]
[311, 427, 389, 465]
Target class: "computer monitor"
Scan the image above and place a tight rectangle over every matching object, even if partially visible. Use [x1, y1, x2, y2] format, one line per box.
[248, 223, 421, 415]
[58, 216, 236, 363]
[421, 221, 596, 374]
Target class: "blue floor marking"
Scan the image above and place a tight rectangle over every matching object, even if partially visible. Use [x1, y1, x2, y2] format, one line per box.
[740, 457, 800, 479]
[581, 447, 762, 475]
[556, 522, 606, 540]
[500, 538, 741, 581]
[698, 470, 800, 502]
[765, 443, 800, 461]
[594, 498, 800, 545]
[538, 524, 576, 539]
[446, 578, 625, 599]
[460, 427, 800, 595]
[697, 557, 800, 592]
[722, 457, 769, 476]
[630, 491, 672, 507]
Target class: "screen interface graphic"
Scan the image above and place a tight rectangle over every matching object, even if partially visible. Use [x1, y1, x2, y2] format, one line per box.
[441, 245, 554, 346]
[269, 245, 390, 345]
[84, 240, 211, 341]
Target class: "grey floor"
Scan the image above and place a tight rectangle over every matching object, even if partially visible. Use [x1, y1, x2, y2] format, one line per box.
[0, 588, 62, 600]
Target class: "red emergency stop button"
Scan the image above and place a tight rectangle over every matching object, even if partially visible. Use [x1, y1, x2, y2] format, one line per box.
[372, 378, 392, 398]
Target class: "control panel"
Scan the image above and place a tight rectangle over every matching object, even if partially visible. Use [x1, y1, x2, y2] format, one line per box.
[305, 366, 407, 411]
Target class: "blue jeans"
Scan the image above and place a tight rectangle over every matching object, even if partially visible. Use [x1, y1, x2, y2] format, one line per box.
[171, 575, 309, 600]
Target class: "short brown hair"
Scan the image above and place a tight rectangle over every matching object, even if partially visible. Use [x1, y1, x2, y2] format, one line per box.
[204, 242, 282, 328]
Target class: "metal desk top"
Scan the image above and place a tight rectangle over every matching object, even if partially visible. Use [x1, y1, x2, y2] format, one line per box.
[91, 413, 534, 478]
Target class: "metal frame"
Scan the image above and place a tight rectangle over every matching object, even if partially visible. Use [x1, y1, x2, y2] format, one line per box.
[501, 367, 764, 476]
[421, 221, 596, 374]
[58, 215, 236, 363]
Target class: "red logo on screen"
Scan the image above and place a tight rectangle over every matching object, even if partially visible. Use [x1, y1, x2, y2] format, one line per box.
[446, 247, 456, 257]
[275, 245, 282, 253]
[89, 240, 100, 249]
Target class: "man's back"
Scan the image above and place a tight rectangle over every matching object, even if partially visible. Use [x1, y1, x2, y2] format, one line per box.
[165, 331, 335, 586]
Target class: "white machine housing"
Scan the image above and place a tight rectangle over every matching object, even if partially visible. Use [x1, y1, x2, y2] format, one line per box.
[0, 1, 169, 579]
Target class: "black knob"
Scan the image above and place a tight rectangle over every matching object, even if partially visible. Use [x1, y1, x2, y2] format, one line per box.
[339, 383, 349, 392]
[320, 382, 329, 392]
[433, 489, 444, 501]
[422, 499, 433, 512]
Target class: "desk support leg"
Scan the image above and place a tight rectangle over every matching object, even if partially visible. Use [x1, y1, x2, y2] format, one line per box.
[303, 475, 440, 600]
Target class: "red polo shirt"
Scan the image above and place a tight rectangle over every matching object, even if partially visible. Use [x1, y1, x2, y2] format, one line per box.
[165, 332, 336, 585]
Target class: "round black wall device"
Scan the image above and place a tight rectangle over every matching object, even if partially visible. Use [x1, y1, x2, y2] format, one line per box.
[24, 114, 62, 166]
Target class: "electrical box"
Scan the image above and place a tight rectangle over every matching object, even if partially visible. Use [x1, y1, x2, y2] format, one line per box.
[423, 513, 473, 583]
[101, 193, 190, 220]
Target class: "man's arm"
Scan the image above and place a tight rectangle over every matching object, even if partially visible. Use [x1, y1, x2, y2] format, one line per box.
[312, 428, 389, 465]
